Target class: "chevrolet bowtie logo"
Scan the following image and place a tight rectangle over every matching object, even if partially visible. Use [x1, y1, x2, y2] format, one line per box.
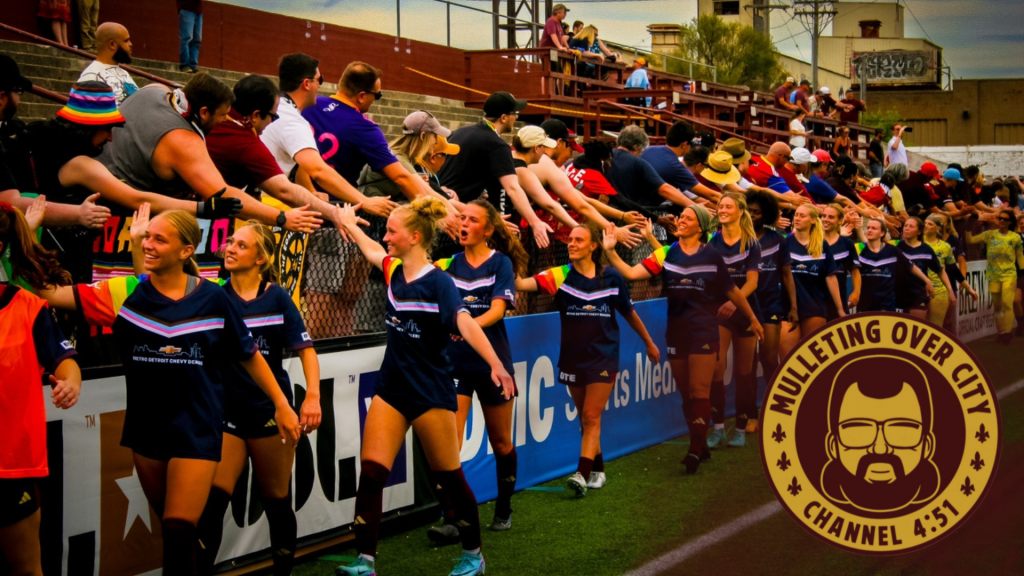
[158, 345, 182, 355]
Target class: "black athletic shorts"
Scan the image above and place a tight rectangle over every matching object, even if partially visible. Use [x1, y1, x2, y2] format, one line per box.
[557, 366, 617, 387]
[667, 337, 720, 359]
[454, 371, 517, 405]
[224, 408, 280, 440]
[376, 387, 454, 422]
[0, 478, 41, 527]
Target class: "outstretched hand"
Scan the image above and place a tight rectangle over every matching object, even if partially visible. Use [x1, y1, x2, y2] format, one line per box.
[130, 202, 151, 246]
[602, 222, 619, 251]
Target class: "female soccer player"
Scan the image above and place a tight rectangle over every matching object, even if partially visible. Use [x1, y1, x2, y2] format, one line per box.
[745, 191, 797, 405]
[334, 197, 514, 576]
[821, 204, 861, 318]
[0, 201, 81, 576]
[516, 221, 659, 495]
[922, 215, 966, 328]
[430, 199, 527, 539]
[855, 217, 931, 312]
[966, 209, 1024, 343]
[193, 219, 321, 576]
[932, 212, 976, 330]
[895, 216, 943, 320]
[779, 204, 844, 360]
[706, 193, 762, 449]
[603, 205, 762, 474]
[41, 209, 301, 575]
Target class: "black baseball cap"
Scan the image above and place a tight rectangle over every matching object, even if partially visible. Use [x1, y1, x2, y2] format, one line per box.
[484, 91, 528, 118]
[0, 55, 32, 93]
[540, 118, 584, 153]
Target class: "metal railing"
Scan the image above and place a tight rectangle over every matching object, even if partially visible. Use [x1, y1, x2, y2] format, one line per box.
[604, 41, 717, 83]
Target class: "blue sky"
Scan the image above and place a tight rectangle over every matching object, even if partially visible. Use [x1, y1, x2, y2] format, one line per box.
[222, 0, 1024, 79]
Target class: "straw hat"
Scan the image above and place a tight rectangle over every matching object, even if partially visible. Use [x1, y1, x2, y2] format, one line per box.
[701, 151, 741, 185]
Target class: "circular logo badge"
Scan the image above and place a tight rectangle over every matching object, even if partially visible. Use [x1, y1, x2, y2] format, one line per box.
[760, 313, 1000, 554]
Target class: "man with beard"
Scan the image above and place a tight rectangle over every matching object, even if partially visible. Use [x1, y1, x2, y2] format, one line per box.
[77, 23, 138, 106]
[97, 73, 318, 280]
[822, 355, 940, 512]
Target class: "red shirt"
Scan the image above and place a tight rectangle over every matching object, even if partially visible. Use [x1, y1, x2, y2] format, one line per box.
[540, 17, 565, 49]
[747, 156, 778, 187]
[838, 98, 865, 124]
[529, 161, 618, 243]
[206, 109, 284, 195]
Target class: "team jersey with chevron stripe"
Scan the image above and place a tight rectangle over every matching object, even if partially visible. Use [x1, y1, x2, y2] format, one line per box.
[708, 232, 763, 323]
[534, 264, 634, 373]
[826, 235, 860, 318]
[74, 275, 257, 459]
[855, 242, 911, 312]
[785, 235, 838, 319]
[435, 251, 516, 375]
[642, 242, 735, 343]
[754, 229, 791, 321]
[894, 240, 942, 308]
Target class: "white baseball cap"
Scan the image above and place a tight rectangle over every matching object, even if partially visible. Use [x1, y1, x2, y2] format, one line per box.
[820, 86, 831, 95]
[518, 125, 557, 149]
[790, 147, 814, 165]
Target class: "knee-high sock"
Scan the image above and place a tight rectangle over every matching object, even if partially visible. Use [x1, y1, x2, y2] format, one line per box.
[262, 497, 297, 576]
[576, 457, 594, 479]
[494, 449, 517, 520]
[592, 452, 604, 473]
[735, 373, 755, 430]
[428, 469, 456, 523]
[163, 518, 199, 576]
[434, 468, 481, 552]
[196, 488, 231, 575]
[353, 460, 391, 558]
[710, 380, 726, 426]
[688, 399, 711, 455]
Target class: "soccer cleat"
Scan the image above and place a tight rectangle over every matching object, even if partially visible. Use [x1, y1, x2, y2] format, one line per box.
[728, 431, 747, 448]
[745, 419, 760, 434]
[567, 472, 588, 497]
[682, 452, 701, 474]
[489, 514, 512, 531]
[706, 427, 726, 449]
[449, 551, 486, 576]
[336, 555, 375, 576]
[427, 522, 461, 546]
[587, 471, 607, 489]
[700, 444, 712, 462]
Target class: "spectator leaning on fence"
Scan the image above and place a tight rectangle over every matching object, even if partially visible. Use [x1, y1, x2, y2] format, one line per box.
[625, 58, 652, 107]
[77, 22, 138, 106]
[540, 4, 571, 51]
[837, 90, 865, 124]
[607, 125, 692, 231]
[641, 120, 722, 204]
[774, 76, 797, 111]
[789, 80, 813, 115]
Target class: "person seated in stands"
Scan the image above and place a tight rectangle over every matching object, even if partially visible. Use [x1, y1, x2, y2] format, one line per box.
[439, 91, 552, 248]
[789, 80, 813, 115]
[205, 74, 344, 225]
[837, 90, 865, 124]
[96, 72, 320, 279]
[540, 4, 571, 52]
[0, 58, 112, 235]
[641, 121, 722, 203]
[625, 58, 652, 107]
[5, 81, 244, 284]
[607, 125, 694, 231]
[77, 22, 138, 106]
[774, 76, 797, 111]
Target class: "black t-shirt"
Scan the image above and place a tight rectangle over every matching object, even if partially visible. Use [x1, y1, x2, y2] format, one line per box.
[438, 121, 517, 211]
[868, 139, 884, 166]
[825, 176, 859, 203]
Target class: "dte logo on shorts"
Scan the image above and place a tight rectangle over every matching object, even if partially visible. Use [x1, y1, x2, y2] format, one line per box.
[560, 371, 576, 383]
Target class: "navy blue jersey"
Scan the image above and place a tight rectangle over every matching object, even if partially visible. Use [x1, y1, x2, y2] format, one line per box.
[708, 231, 762, 320]
[826, 235, 860, 317]
[895, 240, 941, 307]
[755, 229, 791, 322]
[535, 264, 634, 373]
[221, 281, 312, 418]
[76, 276, 258, 460]
[378, 257, 468, 410]
[855, 243, 912, 312]
[642, 242, 736, 343]
[436, 251, 516, 375]
[785, 235, 838, 319]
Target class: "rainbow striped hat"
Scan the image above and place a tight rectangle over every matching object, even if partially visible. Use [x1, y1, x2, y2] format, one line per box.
[56, 81, 126, 127]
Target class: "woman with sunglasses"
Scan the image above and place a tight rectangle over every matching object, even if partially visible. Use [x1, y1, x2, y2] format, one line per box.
[820, 204, 861, 319]
[894, 217, 942, 320]
[604, 206, 761, 474]
[966, 209, 1024, 343]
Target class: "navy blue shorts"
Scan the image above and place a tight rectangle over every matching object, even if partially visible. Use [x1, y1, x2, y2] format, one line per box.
[122, 415, 222, 462]
[557, 366, 617, 387]
[225, 408, 280, 440]
[375, 385, 456, 422]
[667, 337, 720, 359]
[0, 478, 40, 527]
[453, 371, 517, 405]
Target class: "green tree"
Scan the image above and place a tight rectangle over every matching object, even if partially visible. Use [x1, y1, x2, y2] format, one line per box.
[667, 14, 787, 91]
[860, 109, 910, 144]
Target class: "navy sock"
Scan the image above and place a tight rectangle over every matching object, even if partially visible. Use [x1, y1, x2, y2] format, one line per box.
[434, 468, 481, 552]
[593, 452, 604, 473]
[688, 399, 711, 456]
[710, 380, 725, 426]
[576, 457, 594, 479]
[494, 449, 517, 520]
[163, 518, 198, 576]
[262, 497, 297, 576]
[196, 487, 231, 575]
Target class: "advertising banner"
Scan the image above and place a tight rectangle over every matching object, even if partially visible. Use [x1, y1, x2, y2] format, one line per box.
[956, 260, 998, 342]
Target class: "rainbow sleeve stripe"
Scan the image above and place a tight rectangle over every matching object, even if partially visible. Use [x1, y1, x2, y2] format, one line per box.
[383, 256, 403, 286]
[75, 275, 142, 327]
[534, 264, 570, 295]
[855, 242, 865, 255]
[434, 257, 453, 272]
[641, 246, 671, 276]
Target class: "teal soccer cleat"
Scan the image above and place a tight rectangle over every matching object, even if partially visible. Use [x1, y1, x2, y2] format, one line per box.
[336, 555, 375, 576]
[449, 551, 486, 575]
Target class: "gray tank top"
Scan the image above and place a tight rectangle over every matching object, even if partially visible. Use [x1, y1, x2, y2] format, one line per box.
[98, 85, 194, 199]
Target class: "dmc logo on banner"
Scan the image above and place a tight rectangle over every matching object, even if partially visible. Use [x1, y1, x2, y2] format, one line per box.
[760, 313, 1000, 554]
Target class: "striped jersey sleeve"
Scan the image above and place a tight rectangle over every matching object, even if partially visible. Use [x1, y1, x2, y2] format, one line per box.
[73, 275, 142, 327]
[534, 264, 571, 295]
[641, 245, 671, 276]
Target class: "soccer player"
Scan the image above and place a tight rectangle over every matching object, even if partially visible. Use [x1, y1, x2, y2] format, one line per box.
[854, 217, 931, 312]
[707, 193, 762, 449]
[333, 197, 514, 576]
[894, 216, 942, 320]
[821, 204, 861, 318]
[40, 210, 301, 575]
[965, 209, 1024, 343]
[921, 215, 961, 327]
[745, 190, 797, 418]
[516, 221, 659, 495]
[429, 199, 527, 541]
[0, 201, 81, 576]
[779, 205, 845, 361]
[603, 206, 762, 474]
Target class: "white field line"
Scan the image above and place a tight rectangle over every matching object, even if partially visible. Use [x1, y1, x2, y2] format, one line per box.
[622, 378, 1024, 576]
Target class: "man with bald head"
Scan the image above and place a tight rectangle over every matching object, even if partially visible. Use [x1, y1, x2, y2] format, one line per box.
[77, 22, 138, 105]
[747, 142, 792, 190]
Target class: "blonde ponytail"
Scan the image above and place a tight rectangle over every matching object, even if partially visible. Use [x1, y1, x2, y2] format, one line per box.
[397, 196, 448, 250]
[722, 192, 757, 254]
[235, 220, 281, 284]
[805, 205, 824, 258]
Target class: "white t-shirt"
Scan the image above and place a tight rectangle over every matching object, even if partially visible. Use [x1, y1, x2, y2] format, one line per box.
[888, 136, 908, 166]
[789, 119, 806, 149]
[737, 176, 753, 190]
[78, 60, 138, 106]
[260, 96, 318, 177]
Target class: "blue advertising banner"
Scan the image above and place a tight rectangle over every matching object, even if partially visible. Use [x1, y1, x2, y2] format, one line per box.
[458, 298, 764, 502]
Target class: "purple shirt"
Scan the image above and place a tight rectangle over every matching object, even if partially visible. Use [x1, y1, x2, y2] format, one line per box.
[540, 17, 565, 48]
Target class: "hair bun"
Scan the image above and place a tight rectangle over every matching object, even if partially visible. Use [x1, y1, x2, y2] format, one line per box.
[409, 196, 448, 224]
